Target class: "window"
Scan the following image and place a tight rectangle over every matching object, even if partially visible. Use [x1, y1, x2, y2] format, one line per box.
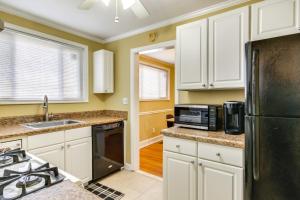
[0, 27, 88, 103]
[139, 64, 169, 100]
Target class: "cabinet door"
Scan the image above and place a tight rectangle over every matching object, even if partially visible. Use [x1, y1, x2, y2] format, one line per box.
[208, 6, 249, 89]
[251, 0, 300, 41]
[65, 137, 92, 183]
[163, 151, 197, 200]
[198, 159, 243, 200]
[176, 19, 208, 90]
[28, 143, 65, 170]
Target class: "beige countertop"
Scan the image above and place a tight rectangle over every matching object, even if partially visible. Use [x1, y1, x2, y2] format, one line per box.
[161, 127, 245, 149]
[20, 180, 100, 200]
[0, 110, 127, 140]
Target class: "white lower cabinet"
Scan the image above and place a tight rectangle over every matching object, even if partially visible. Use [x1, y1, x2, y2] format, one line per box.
[163, 151, 197, 200]
[163, 137, 244, 200]
[28, 143, 65, 170]
[198, 159, 243, 200]
[65, 137, 92, 183]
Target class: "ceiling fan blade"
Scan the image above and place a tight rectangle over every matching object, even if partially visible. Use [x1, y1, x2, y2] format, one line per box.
[78, 0, 98, 10]
[131, 0, 150, 19]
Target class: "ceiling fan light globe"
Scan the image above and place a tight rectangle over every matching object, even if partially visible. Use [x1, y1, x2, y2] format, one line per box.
[101, 0, 110, 6]
[122, 0, 136, 10]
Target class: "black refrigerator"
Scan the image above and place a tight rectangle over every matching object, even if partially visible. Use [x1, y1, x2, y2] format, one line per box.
[245, 33, 300, 200]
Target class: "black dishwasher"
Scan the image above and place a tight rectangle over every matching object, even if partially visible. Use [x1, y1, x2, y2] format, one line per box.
[92, 121, 124, 181]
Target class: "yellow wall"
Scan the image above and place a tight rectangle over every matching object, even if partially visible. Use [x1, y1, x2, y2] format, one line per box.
[104, 0, 262, 163]
[138, 55, 175, 141]
[0, 11, 106, 117]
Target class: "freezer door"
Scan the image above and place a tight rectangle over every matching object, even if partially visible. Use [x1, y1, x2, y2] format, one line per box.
[246, 33, 300, 116]
[245, 116, 300, 200]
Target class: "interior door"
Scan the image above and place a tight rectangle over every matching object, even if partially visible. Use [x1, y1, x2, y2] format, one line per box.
[65, 137, 92, 183]
[28, 143, 65, 170]
[245, 116, 300, 200]
[176, 19, 208, 90]
[198, 159, 243, 200]
[248, 33, 300, 116]
[163, 151, 197, 200]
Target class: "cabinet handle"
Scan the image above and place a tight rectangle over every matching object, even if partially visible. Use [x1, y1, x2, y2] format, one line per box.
[175, 145, 180, 148]
[202, 84, 206, 87]
[210, 83, 214, 87]
[216, 152, 221, 157]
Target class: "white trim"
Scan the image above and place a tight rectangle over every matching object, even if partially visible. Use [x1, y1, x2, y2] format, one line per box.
[139, 108, 173, 116]
[104, 0, 250, 43]
[130, 40, 175, 171]
[139, 135, 163, 149]
[0, 23, 89, 104]
[124, 163, 134, 171]
[0, 4, 104, 43]
[136, 170, 163, 181]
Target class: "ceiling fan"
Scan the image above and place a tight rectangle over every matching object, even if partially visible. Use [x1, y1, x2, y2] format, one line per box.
[78, 0, 150, 23]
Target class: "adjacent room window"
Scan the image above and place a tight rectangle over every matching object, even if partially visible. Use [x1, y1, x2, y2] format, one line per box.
[139, 64, 169, 100]
[0, 28, 88, 103]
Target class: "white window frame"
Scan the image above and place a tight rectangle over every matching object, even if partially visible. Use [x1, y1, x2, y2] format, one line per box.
[139, 61, 170, 101]
[0, 23, 89, 104]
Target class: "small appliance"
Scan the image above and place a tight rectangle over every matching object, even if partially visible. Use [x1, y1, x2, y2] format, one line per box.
[174, 104, 222, 131]
[223, 101, 244, 134]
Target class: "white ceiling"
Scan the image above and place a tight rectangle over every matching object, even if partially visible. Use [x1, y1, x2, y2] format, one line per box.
[145, 48, 175, 64]
[0, 0, 229, 42]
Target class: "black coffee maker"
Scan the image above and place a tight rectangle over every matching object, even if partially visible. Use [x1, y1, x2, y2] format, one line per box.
[223, 101, 245, 134]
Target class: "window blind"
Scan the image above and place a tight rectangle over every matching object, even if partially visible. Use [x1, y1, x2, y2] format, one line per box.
[139, 64, 168, 100]
[0, 29, 86, 103]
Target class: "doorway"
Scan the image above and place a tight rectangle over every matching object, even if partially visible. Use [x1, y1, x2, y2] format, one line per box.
[129, 40, 176, 177]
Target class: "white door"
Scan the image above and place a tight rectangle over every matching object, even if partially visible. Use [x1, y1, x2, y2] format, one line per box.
[251, 0, 300, 41]
[198, 159, 243, 200]
[28, 143, 65, 170]
[163, 151, 197, 200]
[208, 6, 249, 89]
[65, 137, 92, 183]
[176, 19, 208, 90]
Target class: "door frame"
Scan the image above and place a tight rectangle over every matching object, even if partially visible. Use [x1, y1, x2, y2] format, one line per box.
[129, 40, 176, 171]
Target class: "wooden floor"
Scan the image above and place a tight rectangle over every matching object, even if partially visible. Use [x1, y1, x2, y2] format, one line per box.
[140, 141, 163, 177]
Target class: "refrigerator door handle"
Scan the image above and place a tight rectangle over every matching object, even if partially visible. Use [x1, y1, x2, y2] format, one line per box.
[253, 117, 260, 181]
[252, 49, 259, 115]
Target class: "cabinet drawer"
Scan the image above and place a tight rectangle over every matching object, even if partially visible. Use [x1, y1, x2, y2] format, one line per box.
[198, 142, 243, 167]
[164, 136, 197, 157]
[27, 131, 65, 150]
[65, 127, 91, 141]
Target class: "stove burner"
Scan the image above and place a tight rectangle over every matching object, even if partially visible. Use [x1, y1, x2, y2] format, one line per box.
[0, 156, 13, 165]
[0, 162, 65, 200]
[0, 149, 30, 168]
[16, 176, 43, 188]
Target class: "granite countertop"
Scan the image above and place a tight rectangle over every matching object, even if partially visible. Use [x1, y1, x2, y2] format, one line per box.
[161, 127, 245, 149]
[0, 110, 127, 140]
[20, 180, 100, 200]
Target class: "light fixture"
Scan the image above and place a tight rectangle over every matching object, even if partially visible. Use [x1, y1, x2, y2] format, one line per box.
[121, 0, 136, 10]
[101, 0, 111, 6]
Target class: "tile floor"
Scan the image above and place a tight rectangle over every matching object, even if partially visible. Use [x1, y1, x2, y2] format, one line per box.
[98, 170, 163, 200]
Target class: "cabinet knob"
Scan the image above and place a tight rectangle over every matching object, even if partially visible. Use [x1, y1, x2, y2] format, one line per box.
[216, 152, 221, 157]
[202, 84, 206, 87]
[175, 145, 180, 148]
[61, 146, 64, 150]
[190, 160, 195, 164]
[210, 83, 214, 87]
[198, 163, 203, 166]
[67, 144, 71, 148]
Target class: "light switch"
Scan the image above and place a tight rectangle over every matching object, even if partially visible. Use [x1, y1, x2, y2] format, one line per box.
[122, 97, 128, 105]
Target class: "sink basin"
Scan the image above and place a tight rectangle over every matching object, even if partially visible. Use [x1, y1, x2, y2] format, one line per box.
[24, 119, 81, 129]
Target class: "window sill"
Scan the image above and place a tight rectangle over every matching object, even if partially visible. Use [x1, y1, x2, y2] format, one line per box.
[139, 98, 170, 102]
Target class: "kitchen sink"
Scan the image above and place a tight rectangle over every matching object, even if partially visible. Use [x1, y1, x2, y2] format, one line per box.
[24, 119, 81, 129]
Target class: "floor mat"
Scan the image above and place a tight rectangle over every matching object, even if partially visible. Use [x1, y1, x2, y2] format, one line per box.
[85, 182, 125, 200]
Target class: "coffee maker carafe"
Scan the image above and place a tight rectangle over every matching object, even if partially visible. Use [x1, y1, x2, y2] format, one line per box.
[223, 101, 244, 134]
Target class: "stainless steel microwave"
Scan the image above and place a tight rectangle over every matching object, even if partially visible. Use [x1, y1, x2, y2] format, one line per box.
[174, 104, 223, 131]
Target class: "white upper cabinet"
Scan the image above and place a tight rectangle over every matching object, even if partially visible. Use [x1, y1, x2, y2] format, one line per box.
[251, 0, 300, 41]
[208, 6, 249, 89]
[176, 19, 208, 90]
[93, 50, 114, 93]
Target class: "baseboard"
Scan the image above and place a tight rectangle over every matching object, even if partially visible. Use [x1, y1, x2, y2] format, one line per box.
[139, 135, 163, 149]
[124, 163, 134, 171]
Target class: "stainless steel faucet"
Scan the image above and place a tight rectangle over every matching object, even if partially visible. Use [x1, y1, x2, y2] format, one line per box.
[43, 95, 49, 121]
